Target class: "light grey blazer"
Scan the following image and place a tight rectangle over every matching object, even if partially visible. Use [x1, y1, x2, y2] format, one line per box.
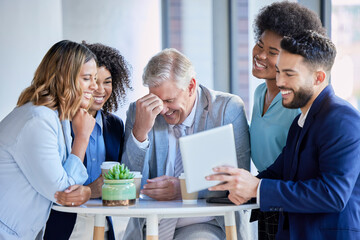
[122, 85, 251, 239]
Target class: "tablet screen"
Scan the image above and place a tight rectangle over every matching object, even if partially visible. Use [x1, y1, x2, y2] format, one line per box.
[179, 124, 238, 193]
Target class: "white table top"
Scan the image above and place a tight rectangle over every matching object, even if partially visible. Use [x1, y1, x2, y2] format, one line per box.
[52, 199, 259, 219]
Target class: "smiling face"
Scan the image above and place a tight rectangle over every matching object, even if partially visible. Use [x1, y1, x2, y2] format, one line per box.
[78, 58, 98, 109]
[276, 50, 315, 111]
[252, 30, 283, 80]
[89, 66, 112, 116]
[149, 79, 197, 125]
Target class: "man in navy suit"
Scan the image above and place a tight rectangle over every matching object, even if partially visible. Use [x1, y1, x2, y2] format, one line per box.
[207, 30, 360, 239]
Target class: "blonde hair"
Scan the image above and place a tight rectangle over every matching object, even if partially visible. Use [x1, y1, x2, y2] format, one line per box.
[142, 48, 196, 90]
[17, 40, 96, 120]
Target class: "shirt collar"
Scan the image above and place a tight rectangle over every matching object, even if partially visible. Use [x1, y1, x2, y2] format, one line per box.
[297, 105, 311, 128]
[182, 88, 199, 129]
[94, 110, 103, 135]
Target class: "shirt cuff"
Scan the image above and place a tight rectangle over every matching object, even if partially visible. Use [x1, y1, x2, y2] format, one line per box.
[63, 153, 88, 185]
[131, 130, 149, 149]
[256, 179, 262, 206]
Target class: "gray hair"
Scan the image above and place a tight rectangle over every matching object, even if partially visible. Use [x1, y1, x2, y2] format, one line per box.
[142, 48, 196, 89]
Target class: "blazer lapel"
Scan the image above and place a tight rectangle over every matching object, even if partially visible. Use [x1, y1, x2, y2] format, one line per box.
[63, 120, 74, 160]
[101, 111, 114, 161]
[102, 112, 110, 159]
[289, 85, 333, 180]
[289, 118, 312, 180]
[193, 85, 209, 133]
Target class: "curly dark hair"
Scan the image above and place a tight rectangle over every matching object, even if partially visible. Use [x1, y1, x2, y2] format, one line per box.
[281, 30, 336, 72]
[254, 1, 326, 41]
[82, 41, 132, 113]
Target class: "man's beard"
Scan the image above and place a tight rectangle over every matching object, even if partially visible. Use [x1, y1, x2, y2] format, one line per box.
[282, 86, 313, 109]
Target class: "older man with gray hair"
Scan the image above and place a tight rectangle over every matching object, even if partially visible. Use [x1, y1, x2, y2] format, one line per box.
[122, 48, 250, 240]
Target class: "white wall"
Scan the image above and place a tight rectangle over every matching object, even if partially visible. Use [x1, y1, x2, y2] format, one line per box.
[0, 0, 63, 121]
[0, 0, 161, 121]
[62, 0, 162, 120]
[182, 0, 213, 89]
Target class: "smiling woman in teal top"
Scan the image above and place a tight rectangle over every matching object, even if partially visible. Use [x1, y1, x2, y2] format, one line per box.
[250, 83, 299, 172]
[250, 28, 302, 173]
[249, 1, 325, 173]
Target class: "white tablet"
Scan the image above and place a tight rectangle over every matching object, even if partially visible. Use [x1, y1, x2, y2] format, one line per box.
[179, 124, 238, 193]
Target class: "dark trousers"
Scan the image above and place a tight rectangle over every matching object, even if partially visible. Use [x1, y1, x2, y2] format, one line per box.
[251, 210, 279, 240]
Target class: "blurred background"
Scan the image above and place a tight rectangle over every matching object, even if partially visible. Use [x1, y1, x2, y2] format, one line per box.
[1, 0, 359, 121]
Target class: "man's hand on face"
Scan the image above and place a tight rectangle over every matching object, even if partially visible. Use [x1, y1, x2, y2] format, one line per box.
[141, 175, 182, 201]
[132, 93, 164, 142]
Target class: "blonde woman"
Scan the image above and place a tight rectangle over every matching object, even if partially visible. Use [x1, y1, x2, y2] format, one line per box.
[45, 42, 132, 240]
[0, 40, 97, 240]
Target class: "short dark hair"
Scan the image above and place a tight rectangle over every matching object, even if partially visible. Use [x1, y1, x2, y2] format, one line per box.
[254, 1, 326, 41]
[281, 30, 337, 72]
[83, 41, 132, 113]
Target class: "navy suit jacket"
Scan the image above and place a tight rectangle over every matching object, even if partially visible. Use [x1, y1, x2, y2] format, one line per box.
[44, 111, 124, 240]
[258, 85, 360, 240]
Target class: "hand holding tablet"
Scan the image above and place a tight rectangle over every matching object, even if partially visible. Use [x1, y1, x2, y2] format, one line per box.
[179, 124, 238, 193]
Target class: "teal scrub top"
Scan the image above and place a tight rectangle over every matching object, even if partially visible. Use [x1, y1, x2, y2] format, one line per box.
[250, 83, 300, 172]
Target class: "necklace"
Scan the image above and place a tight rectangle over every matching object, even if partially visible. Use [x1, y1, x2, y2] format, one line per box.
[262, 91, 276, 116]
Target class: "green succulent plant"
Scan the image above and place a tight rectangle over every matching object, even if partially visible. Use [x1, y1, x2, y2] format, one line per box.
[103, 164, 134, 180]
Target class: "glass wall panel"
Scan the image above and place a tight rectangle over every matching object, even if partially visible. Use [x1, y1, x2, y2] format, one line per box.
[331, 0, 360, 109]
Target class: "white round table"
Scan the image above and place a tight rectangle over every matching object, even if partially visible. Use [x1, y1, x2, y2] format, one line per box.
[52, 198, 258, 240]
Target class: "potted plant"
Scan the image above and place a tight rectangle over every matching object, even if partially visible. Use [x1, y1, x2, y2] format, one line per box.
[102, 164, 136, 206]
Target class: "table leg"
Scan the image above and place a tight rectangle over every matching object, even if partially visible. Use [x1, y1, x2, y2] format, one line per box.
[224, 211, 237, 240]
[146, 214, 158, 240]
[93, 214, 105, 240]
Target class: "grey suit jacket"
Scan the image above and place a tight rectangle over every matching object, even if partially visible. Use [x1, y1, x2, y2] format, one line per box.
[122, 85, 251, 239]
